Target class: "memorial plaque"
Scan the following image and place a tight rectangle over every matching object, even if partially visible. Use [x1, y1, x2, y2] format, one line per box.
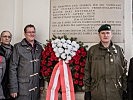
[50, 0, 124, 43]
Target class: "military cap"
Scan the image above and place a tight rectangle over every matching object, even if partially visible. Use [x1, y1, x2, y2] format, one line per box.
[98, 24, 111, 32]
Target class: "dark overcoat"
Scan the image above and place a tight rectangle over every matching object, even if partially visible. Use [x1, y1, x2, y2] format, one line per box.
[127, 57, 133, 100]
[1, 44, 13, 98]
[9, 39, 43, 100]
[0, 46, 6, 99]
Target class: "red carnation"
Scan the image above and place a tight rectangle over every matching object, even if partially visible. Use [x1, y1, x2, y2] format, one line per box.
[41, 60, 46, 65]
[44, 71, 50, 76]
[74, 72, 79, 79]
[74, 65, 80, 71]
[79, 74, 84, 79]
[76, 50, 81, 55]
[48, 61, 52, 66]
[82, 51, 87, 57]
[80, 62, 85, 67]
[42, 65, 47, 71]
[75, 60, 80, 65]
[80, 68, 84, 73]
[74, 80, 79, 84]
[79, 81, 83, 86]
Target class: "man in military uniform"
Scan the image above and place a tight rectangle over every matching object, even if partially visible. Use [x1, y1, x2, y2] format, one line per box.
[84, 24, 127, 100]
[9, 24, 44, 100]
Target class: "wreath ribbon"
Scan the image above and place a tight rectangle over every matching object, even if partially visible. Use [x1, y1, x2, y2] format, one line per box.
[46, 60, 75, 100]
[0, 56, 2, 63]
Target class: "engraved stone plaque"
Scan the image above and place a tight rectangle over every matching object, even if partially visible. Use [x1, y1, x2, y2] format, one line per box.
[50, 0, 124, 43]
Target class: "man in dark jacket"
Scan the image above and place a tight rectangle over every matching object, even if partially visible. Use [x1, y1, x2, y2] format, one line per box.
[84, 24, 127, 100]
[0, 46, 6, 99]
[127, 58, 133, 100]
[0, 30, 13, 99]
[9, 24, 44, 100]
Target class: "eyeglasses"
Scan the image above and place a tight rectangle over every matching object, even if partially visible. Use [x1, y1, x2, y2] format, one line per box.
[26, 31, 36, 34]
[1, 35, 12, 38]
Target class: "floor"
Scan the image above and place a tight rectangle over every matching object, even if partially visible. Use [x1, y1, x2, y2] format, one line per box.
[40, 90, 84, 100]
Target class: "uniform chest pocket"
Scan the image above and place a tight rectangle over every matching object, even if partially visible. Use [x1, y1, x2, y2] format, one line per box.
[92, 55, 104, 62]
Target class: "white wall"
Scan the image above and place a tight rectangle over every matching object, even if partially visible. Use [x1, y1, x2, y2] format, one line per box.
[0, 0, 50, 44]
[0, 0, 132, 61]
[0, 0, 14, 41]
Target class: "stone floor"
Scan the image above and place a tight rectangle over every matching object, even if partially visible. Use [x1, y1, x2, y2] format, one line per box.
[40, 82, 84, 100]
[40, 90, 84, 100]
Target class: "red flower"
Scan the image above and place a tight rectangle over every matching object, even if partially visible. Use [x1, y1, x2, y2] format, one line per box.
[74, 72, 79, 79]
[80, 62, 85, 67]
[74, 65, 80, 71]
[74, 80, 79, 84]
[80, 68, 84, 73]
[44, 71, 50, 76]
[79, 81, 83, 86]
[82, 51, 87, 57]
[79, 74, 84, 79]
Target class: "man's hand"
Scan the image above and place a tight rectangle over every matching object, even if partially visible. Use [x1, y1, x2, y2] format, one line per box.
[10, 93, 17, 98]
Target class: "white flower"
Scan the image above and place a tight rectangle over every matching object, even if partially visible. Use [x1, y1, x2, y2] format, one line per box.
[67, 44, 72, 50]
[51, 36, 80, 62]
[53, 47, 58, 52]
[66, 40, 71, 44]
[66, 55, 72, 61]
[71, 41, 77, 46]
[63, 43, 68, 48]
[65, 49, 71, 54]
[58, 48, 64, 54]
[52, 43, 56, 48]
[54, 39, 60, 43]
[61, 53, 66, 59]
[70, 51, 76, 56]
[55, 52, 60, 57]
[61, 38, 66, 43]
[57, 42, 63, 47]
[75, 44, 80, 49]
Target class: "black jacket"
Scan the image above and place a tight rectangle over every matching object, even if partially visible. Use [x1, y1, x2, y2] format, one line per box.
[0, 46, 5, 57]
[0, 44, 13, 99]
[127, 57, 133, 100]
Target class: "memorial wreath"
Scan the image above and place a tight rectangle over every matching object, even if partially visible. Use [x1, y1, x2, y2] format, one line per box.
[40, 35, 87, 95]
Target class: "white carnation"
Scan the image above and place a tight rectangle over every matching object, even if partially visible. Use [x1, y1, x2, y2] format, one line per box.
[58, 48, 64, 54]
[61, 38, 66, 43]
[57, 42, 63, 47]
[67, 44, 72, 50]
[53, 47, 58, 52]
[66, 40, 71, 44]
[52, 43, 56, 48]
[54, 39, 60, 44]
[63, 43, 68, 48]
[65, 49, 71, 54]
[51, 36, 80, 61]
[55, 52, 60, 57]
[70, 51, 76, 56]
[61, 53, 66, 59]
[66, 55, 72, 61]
[75, 44, 80, 49]
[71, 41, 77, 46]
